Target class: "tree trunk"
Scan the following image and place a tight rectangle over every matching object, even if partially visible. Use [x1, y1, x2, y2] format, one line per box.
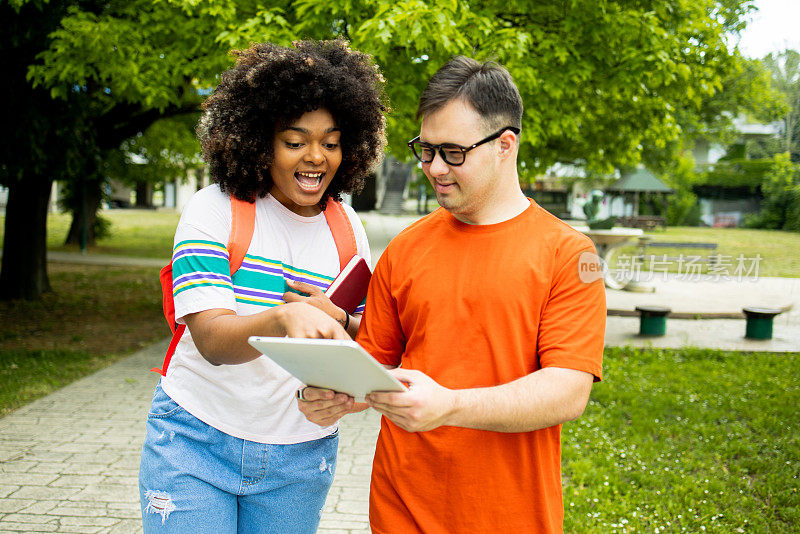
[351, 172, 377, 211]
[64, 177, 104, 247]
[0, 176, 52, 300]
[135, 181, 153, 208]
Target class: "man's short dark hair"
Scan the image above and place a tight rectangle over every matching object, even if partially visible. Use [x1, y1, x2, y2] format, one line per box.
[416, 56, 523, 130]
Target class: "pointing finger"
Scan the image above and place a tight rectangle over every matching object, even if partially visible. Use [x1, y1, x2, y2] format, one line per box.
[286, 279, 324, 296]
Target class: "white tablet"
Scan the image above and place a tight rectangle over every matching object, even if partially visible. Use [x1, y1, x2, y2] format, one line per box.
[248, 336, 407, 401]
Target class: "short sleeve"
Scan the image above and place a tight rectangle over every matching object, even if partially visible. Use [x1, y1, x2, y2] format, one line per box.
[356, 251, 405, 367]
[172, 186, 237, 323]
[537, 247, 606, 381]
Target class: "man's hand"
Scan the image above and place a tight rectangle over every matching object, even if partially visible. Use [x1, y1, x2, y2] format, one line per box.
[366, 369, 456, 433]
[297, 387, 368, 427]
[284, 280, 345, 325]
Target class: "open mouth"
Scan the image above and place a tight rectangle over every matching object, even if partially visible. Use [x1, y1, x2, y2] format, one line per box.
[295, 171, 325, 192]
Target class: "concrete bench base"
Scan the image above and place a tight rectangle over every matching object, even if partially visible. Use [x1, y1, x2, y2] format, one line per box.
[635, 305, 672, 336]
[742, 307, 782, 340]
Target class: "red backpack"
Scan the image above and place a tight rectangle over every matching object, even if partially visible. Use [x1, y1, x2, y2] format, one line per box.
[152, 198, 357, 376]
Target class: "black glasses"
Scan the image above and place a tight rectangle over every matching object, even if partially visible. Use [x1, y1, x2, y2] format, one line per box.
[407, 126, 520, 166]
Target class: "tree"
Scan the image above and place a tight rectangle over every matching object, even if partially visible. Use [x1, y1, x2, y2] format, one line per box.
[287, 0, 774, 171]
[743, 152, 800, 231]
[5, 0, 782, 299]
[695, 49, 800, 232]
[25, 0, 227, 248]
[749, 50, 800, 160]
[1, 0, 291, 299]
[0, 0, 86, 299]
[59, 114, 202, 245]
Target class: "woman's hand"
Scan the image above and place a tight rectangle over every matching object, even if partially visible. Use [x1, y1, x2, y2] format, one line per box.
[284, 279, 346, 325]
[276, 302, 349, 340]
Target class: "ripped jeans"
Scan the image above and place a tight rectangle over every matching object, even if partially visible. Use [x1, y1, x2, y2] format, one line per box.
[138, 383, 337, 533]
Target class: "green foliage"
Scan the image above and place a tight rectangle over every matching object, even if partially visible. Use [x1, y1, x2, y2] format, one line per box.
[16, 0, 786, 185]
[744, 152, 800, 231]
[700, 49, 800, 232]
[563, 346, 800, 533]
[700, 157, 774, 189]
[29, 2, 223, 110]
[11, 0, 785, 178]
[0, 0, 90, 187]
[761, 50, 800, 158]
[210, 0, 778, 173]
[662, 152, 702, 226]
[786, 185, 800, 232]
[108, 114, 203, 186]
[4, 0, 789, 298]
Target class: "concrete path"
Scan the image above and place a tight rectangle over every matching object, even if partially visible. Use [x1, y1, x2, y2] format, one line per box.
[604, 274, 800, 351]
[0, 341, 378, 533]
[1, 211, 798, 532]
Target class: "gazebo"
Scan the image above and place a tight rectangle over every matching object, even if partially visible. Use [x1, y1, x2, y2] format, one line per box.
[606, 168, 673, 228]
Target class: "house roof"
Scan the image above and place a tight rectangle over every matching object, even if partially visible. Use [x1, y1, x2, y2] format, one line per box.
[607, 168, 673, 193]
[732, 115, 782, 137]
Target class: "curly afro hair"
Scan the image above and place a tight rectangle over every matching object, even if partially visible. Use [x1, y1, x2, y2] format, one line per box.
[197, 39, 388, 205]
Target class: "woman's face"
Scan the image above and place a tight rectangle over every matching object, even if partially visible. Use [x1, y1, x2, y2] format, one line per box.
[270, 108, 342, 216]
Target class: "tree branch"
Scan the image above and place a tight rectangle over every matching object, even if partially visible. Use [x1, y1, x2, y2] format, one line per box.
[93, 102, 201, 150]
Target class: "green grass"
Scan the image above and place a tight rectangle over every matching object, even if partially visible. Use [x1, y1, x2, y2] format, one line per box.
[0, 263, 165, 415]
[49, 209, 180, 258]
[0, 349, 115, 414]
[563, 347, 800, 533]
[0, 209, 180, 259]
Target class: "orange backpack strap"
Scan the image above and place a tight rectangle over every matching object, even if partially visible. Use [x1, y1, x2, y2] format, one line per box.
[227, 197, 256, 274]
[151, 197, 256, 376]
[323, 201, 357, 270]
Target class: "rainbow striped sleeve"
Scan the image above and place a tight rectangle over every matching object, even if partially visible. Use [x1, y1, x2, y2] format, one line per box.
[172, 240, 233, 297]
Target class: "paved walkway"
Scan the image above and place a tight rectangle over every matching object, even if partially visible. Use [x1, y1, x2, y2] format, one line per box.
[0, 341, 379, 533]
[604, 273, 800, 351]
[1, 211, 798, 532]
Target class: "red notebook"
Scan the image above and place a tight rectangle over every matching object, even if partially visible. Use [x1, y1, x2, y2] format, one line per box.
[325, 255, 372, 314]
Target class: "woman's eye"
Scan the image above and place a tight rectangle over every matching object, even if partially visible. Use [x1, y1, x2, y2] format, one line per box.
[285, 142, 303, 149]
[324, 143, 339, 150]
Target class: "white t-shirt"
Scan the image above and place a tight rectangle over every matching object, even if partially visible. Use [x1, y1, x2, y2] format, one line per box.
[161, 184, 371, 444]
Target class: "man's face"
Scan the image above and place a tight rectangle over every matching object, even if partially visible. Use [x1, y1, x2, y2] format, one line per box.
[418, 99, 500, 224]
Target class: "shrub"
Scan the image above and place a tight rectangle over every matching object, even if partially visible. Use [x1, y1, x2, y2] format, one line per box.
[749, 153, 800, 231]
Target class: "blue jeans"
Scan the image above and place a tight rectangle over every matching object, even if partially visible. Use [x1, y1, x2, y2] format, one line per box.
[138, 384, 337, 533]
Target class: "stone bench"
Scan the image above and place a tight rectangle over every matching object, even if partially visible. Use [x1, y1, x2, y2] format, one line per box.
[635, 305, 671, 336]
[742, 307, 783, 340]
[637, 239, 720, 265]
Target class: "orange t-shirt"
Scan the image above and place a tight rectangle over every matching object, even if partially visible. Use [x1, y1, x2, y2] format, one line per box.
[357, 202, 606, 533]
